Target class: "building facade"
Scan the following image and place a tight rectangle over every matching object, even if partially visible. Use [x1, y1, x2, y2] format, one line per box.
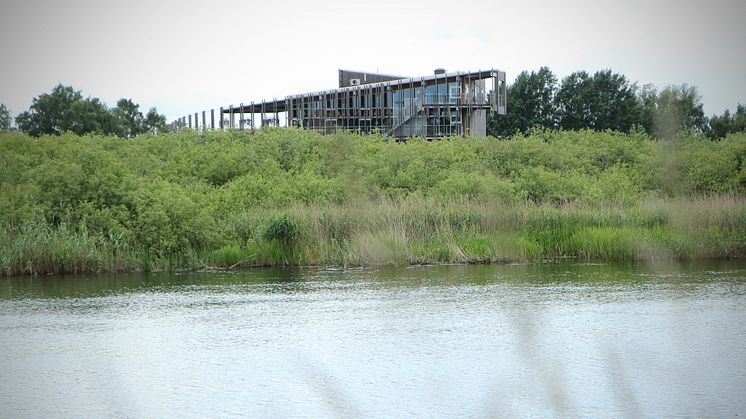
[173, 69, 506, 139]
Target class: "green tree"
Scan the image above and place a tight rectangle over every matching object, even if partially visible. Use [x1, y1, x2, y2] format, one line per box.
[637, 84, 658, 135]
[16, 84, 83, 136]
[708, 104, 746, 140]
[638, 84, 707, 139]
[0, 104, 12, 130]
[112, 98, 144, 138]
[710, 109, 734, 140]
[69, 97, 118, 136]
[587, 69, 639, 131]
[735, 105, 746, 135]
[555, 71, 593, 130]
[487, 67, 558, 137]
[16, 84, 116, 137]
[555, 70, 639, 132]
[143, 107, 168, 134]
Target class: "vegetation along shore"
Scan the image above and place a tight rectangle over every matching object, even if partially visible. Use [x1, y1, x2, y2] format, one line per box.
[1, 128, 745, 275]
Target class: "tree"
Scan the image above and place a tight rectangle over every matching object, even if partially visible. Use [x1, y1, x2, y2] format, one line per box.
[16, 84, 83, 136]
[0, 103, 12, 130]
[16, 84, 115, 137]
[586, 69, 639, 132]
[735, 104, 746, 134]
[555, 71, 593, 131]
[555, 69, 639, 132]
[487, 67, 558, 137]
[637, 84, 658, 135]
[14, 85, 168, 138]
[112, 98, 144, 138]
[708, 104, 746, 140]
[638, 84, 707, 139]
[69, 96, 117, 136]
[709, 109, 733, 140]
[143, 107, 168, 134]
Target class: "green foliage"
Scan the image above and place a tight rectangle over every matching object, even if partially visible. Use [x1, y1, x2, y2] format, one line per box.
[143, 107, 168, 134]
[208, 245, 244, 267]
[0, 222, 129, 276]
[487, 66, 729, 139]
[554, 71, 593, 130]
[555, 69, 639, 132]
[15, 84, 167, 138]
[458, 234, 495, 262]
[263, 214, 300, 246]
[1, 129, 745, 274]
[638, 84, 708, 139]
[112, 98, 144, 138]
[708, 104, 746, 140]
[16, 84, 110, 136]
[488, 67, 557, 137]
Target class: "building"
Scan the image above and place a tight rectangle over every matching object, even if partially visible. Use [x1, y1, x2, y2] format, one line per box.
[173, 68, 507, 139]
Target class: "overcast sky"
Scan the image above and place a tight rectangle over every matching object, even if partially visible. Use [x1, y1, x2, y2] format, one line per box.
[1, 0, 744, 122]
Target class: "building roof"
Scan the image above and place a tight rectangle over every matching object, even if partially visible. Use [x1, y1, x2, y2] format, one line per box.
[223, 69, 504, 115]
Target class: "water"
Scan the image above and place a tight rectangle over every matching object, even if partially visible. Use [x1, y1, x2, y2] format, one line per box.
[1, 262, 745, 417]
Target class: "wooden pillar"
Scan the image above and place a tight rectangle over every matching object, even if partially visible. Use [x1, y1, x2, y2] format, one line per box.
[285, 98, 290, 128]
[274, 98, 279, 128]
[239, 103, 244, 130]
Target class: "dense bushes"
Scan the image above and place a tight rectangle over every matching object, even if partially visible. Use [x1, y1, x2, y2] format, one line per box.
[1, 128, 745, 274]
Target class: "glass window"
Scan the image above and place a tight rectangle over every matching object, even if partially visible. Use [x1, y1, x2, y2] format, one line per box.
[449, 83, 461, 104]
[425, 85, 436, 104]
[393, 91, 402, 106]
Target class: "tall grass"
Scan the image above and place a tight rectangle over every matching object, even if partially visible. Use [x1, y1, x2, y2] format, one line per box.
[0, 223, 126, 275]
[215, 196, 746, 268]
[2, 196, 744, 275]
[0, 223, 210, 275]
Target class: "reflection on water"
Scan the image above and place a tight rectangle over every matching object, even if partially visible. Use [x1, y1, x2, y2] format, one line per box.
[1, 261, 745, 417]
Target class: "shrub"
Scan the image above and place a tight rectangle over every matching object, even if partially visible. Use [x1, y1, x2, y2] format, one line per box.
[263, 214, 300, 246]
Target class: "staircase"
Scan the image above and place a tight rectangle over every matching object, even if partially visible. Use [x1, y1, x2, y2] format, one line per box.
[387, 96, 425, 137]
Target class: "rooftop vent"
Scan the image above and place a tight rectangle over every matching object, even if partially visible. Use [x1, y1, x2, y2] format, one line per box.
[434, 68, 446, 75]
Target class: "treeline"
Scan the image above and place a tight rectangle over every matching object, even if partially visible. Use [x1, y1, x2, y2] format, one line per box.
[1, 129, 745, 274]
[4, 71, 744, 141]
[1, 84, 168, 137]
[487, 67, 745, 140]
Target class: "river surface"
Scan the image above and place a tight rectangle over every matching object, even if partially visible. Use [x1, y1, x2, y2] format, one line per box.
[1, 261, 745, 417]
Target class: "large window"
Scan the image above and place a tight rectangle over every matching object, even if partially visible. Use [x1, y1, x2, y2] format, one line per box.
[448, 83, 460, 104]
[424, 83, 460, 104]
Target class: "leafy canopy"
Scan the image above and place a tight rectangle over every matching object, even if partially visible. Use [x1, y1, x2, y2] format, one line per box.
[488, 66, 720, 140]
[15, 84, 167, 138]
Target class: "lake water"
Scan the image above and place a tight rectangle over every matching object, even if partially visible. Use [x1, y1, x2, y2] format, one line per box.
[1, 261, 745, 417]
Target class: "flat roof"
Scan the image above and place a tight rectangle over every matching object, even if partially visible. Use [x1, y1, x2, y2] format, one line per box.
[223, 69, 503, 115]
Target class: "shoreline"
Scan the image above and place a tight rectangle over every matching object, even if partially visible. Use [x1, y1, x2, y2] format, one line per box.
[2, 130, 745, 276]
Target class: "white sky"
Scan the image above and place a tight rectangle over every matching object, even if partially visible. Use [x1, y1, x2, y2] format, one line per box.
[1, 0, 744, 122]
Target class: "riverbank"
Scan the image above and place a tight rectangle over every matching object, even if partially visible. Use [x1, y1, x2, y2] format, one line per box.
[2, 196, 744, 275]
[1, 129, 745, 275]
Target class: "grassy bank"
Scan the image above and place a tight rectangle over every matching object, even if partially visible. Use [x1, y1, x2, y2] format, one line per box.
[1, 129, 745, 275]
